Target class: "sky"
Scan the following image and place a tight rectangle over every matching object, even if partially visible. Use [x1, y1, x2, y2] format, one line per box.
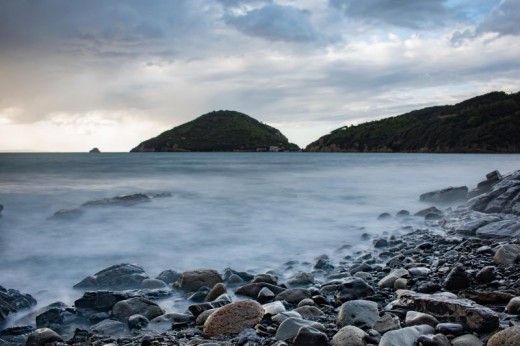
[0, 0, 519, 152]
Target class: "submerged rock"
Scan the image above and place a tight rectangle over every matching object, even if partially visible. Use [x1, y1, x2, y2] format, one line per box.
[73, 263, 149, 290]
[0, 286, 37, 326]
[82, 193, 151, 207]
[420, 186, 468, 204]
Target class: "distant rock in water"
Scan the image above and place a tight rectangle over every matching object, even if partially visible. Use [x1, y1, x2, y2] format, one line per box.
[420, 186, 468, 205]
[89, 147, 101, 153]
[130, 110, 299, 152]
[306, 91, 520, 153]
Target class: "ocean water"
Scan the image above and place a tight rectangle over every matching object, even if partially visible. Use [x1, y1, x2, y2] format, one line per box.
[0, 152, 519, 309]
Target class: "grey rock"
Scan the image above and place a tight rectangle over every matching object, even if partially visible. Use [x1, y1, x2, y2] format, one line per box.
[435, 323, 465, 336]
[188, 298, 230, 317]
[487, 325, 520, 346]
[275, 317, 325, 341]
[450, 334, 483, 346]
[35, 306, 88, 338]
[379, 325, 435, 346]
[90, 319, 128, 336]
[236, 282, 286, 298]
[475, 266, 496, 283]
[332, 325, 367, 346]
[74, 291, 131, 314]
[398, 291, 499, 332]
[205, 283, 227, 302]
[252, 274, 278, 285]
[257, 287, 276, 303]
[73, 263, 148, 290]
[404, 311, 439, 327]
[155, 269, 180, 284]
[293, 326, 330, 346]
[203, 300, 264, 337]
[272, 311, 302, 323]
[415, 207, 442, 217]
[335, 278, 375, 304]
[140, 279, 168, 289]
[420, 186, 468, 204]
[373, 238, 389, 248]
[0, 286, 36, 326]
[506, 296, 520, 314]
[128, 314, 149, 329]
[394, 278, 408, 290]
[337, 300, 379, 328]
[494, 244, 520, 264]
[112, 297, 164, 321]
[294, 306, 324, 319]
[82, 193, 151, 207]
[378, 268, 409, 288]
[373, 313, 401, 334]
[287, 272, 315, 287]
[263, 301, 286, 315]
[408, 267, 431, 276]
[25, 328, 63, 346]
[416, 333, 450, 346]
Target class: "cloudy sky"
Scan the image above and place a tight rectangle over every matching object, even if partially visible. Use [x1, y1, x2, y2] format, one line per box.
[1, 0, 519, 151]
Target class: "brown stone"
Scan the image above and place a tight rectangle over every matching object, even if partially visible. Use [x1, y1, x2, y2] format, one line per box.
[488, 325, 520, 346]
[203, 300, 264, 337]
[176, 269, 223, 292]
[26, 328, 63, 346]
[205, 283, 227, 302]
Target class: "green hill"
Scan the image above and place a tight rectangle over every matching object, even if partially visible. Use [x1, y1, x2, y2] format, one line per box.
[131, 110, 299, 152]
[305, 91, 520, 153]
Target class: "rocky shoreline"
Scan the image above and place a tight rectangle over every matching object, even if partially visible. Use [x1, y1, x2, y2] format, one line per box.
[1, 169, 520, 346]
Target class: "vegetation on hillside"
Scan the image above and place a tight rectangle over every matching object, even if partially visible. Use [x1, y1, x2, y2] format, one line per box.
[131, 110, 299, 152]
[305, 91, 520, 153]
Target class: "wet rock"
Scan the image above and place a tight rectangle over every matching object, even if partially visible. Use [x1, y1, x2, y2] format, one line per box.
[425, 212, 443, 221]
[435, 322, 465, 336]
[236, 282, 286, 298]
[463, 290, 515, 304]
[0, 286, 37, 326]
[294, 306, 324, 319]
[141, 279, 168, 289]
[405, 311, 439, 327]
[223, 268, 254, 283]
[397, 210, 410, 218]
[287, 272, 315, 287]
[128, 314, 149, 329]
[35, 306, 87, 338]
[443, 264, 470, 291]
[373, 313, 401, 334]
[337, 300, 379, 328]
[331, 325, 367, 346]
[258, 287, 276, 303]
[272, 311, 302, 323]
[90, 319, 128, 336]
[205, 283, 227, 302]
[188, 298, 230, 317]
[293, 326, 330, 346]
[276, 288, 312, 305]
[314, 257, 335, 271]
[420, 186, 468, 204]
[475, 266, 496, 283]
[379, 325, 435, 346]
[112, 297, 164, 321]
[176, 269, 223, 292]
[73, 263, 149, 290]
[477, 219, 520, 238]
[416, 333, 450, 346]
[487, 325, 520, 346]
[252, 274, 278, 285]
[468, 170, 503, 198]
[203, 300, 264, 337]
[74, 291, 131, 314]
[378, 213, 392, 220]
[416, 282, 442, 294]
[25, 328, 63, 346]
[150, 312, 193, 328]
[450, 334, 483, 346]
[468, 172, 520, 214]
[378, 268, 409, 288]
[274, 317, 325, 341]
[187, 286, 210, 302]
[155, 269, 180, 284]
[506, 296, 520, 314]
[394, 278, 408, 290]
[373, 238, 389, 248]
[494, 244, 520, 264]
[263, 301, 286, 315]
[50, 208, 85, 220]
[82, 193, 151, 207]
[415, 207, 443, 217]
[335, 278, 376, 304]
[398, 291, 499, 332]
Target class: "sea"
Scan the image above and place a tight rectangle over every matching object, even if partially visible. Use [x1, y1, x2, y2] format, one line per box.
[0, 152, 519, 312]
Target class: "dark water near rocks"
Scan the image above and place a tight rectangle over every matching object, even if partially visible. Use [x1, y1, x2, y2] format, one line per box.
[0, 152, 519, 307]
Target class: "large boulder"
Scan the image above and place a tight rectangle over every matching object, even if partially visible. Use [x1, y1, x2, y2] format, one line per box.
[494, 244, 520, 264]
[487, 325, 520, 346]
[203, 300, 264, 337]
[176, 269, 223, 292]
[73, 263, 149, 290]
[74, 291, 132, 314]
[420, 186, 468, 204]
[398, 291, 499, 332]
[468, 171, 520, 215]
[0, 286, 37, 327]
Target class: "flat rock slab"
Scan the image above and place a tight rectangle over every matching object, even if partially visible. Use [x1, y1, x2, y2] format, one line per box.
[73, 263, 149, 290]
[398, 291, 498, 332]
[420, 186, 468, 204]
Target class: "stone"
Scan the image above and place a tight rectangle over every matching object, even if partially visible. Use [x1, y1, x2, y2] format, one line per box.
[252, 274, 278, 285]
[35, 306, 88, 338]
[74, 291, 131, 314]
[128, 314, 149, 329]
[188, 298, 230, 317]
[398, 291, 499, 332]
[475, 266, 496, 283]
[287, 272, 315, 287]
[90, 319, 127, 336]
[140, 279, 168, 289]
[487, 325, 520, 346]
[416, 333, 450, 346]
[378, 268, 409, 288]
[272, 311, 302, 323]
[476, 219, 520, 238]
[450, 334, 483, 346]
[337, 300, 379, 328]
[82, 193, 151, 207]
[314, 257, 334, 271]
[415, 207, 442, 217]
[397, 210, 410, 218]
[373, 238, 389, 248]
[275, 317, 325, 341]
[379, 325, 435, 346]
[294, 306, 324, 319]
[331, 325, 367, 346]
[506, 296, 520, 314]
[408, 267, 431, 276]
[176, 269, 223, 292]
[263, 301, 286, 315]
[258, 287, 276, 303]
[112, 297, 164, 321]
[195, 308, 217, 327]
[293, 326, 330, 346]
[378, 213, 392, 220]
[297, 298, 315, 307]
[494, 244, 520, 265]
[394, 278, 408, 290]
[443, 264, 470, 290]
[89, 147, 101, 153]
[373, 313, 401, 334]
[156, 269, 180, 284]
[187, 286, 210, 302]
[405, 311, 439, 327]
[420, 186, 468, 204]
[203, 300, 264, 337]
[236, 282, 286, 298]
[205, 283, 227, 302]
[335, 278, 376, 304]
[25, 328, 63, 346]
[73, 263, 149, 290]
[435, 323, 465, 336]
[0, 286, 37, 326]
[276, 288, 312, 304]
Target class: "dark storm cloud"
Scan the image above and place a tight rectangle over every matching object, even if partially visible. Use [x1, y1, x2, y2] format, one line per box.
[224, 4, 319, 42]
[478, 0, 520, 36]
[328, 0, 452, 29]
